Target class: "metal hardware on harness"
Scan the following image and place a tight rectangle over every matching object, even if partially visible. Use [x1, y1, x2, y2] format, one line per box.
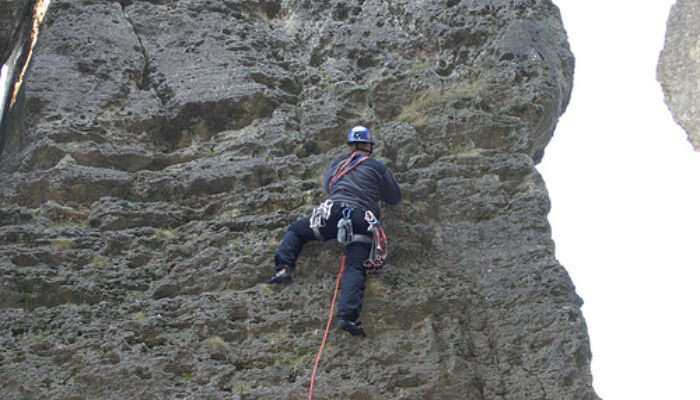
[350, 234, 372, 244]
[364, 210, 379, 227]
[363, 210, 388, 273]
[310, 200, 333, 240]
[336, 208, 373, 246]
[336, 208, 354, 245]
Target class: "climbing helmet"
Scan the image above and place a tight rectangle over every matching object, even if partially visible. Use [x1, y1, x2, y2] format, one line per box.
[347, 125, 374, 144]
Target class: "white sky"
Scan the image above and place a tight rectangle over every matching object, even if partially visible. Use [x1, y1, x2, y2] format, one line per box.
[0, 1, 696, 398]
[538, 1, 700, 399]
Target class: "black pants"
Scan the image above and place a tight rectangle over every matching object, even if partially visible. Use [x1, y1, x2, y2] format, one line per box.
[274, 203, 371, 322]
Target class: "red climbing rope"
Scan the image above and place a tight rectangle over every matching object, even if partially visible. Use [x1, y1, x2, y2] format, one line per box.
[328, 151, 370, 191]
[308, 255, 346, 400]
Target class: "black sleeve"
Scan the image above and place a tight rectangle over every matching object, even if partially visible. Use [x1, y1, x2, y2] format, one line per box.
[381, 168, 402, 205]
[323, 165, 333, 194]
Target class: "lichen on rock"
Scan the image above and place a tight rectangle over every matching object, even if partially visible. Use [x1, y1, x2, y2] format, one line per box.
[0, 1, 598, 399]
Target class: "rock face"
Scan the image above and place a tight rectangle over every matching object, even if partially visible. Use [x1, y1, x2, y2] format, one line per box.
[0, 1, 598, 399]
[658, 0, 700, 151]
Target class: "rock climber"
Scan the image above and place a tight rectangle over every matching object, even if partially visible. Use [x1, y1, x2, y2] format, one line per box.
[267, 125, 402, 337]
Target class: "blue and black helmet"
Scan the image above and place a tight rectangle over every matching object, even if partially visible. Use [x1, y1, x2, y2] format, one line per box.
[347, 125, 374, 144]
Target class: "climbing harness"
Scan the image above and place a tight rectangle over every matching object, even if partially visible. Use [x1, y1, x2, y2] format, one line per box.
[310, 199, 333, 240]
[335, 206, 374, 247]
[327, 151, 370, 192]
[332, 206, 388, 272]
[308, 255, 346, 400]
[363, 210, 388, 272]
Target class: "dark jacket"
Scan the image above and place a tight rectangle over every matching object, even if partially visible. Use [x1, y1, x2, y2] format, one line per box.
[323, 154, 401, 217]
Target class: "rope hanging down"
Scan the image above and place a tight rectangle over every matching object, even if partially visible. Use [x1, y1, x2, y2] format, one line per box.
[308, 256, 346, 400]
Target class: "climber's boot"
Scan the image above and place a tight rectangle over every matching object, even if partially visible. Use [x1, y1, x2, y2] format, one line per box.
[267, 266, 293, 284]
[338, 319, 366, 337]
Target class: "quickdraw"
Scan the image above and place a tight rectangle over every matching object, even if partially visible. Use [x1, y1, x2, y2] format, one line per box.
[309, 199, 333, 240]
[363, 210, 388, 272]
[327, 151, 370, 192]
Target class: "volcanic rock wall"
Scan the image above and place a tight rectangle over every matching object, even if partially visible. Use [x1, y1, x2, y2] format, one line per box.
[658, 0, 700, 151]
[0, 1, 599, 399]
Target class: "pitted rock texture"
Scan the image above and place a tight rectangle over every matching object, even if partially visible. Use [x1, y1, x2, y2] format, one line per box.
[0, 1, 598, 399]
[658, 0, 700, 151]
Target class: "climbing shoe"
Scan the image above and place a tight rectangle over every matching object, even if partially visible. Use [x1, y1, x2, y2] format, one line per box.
[267, 266, 293, 284]
[338, 319, 366, 337]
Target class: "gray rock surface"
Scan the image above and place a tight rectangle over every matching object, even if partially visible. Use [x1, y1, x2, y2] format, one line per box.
[0, 0, 598, 399]
[658, 0, 700, 150]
